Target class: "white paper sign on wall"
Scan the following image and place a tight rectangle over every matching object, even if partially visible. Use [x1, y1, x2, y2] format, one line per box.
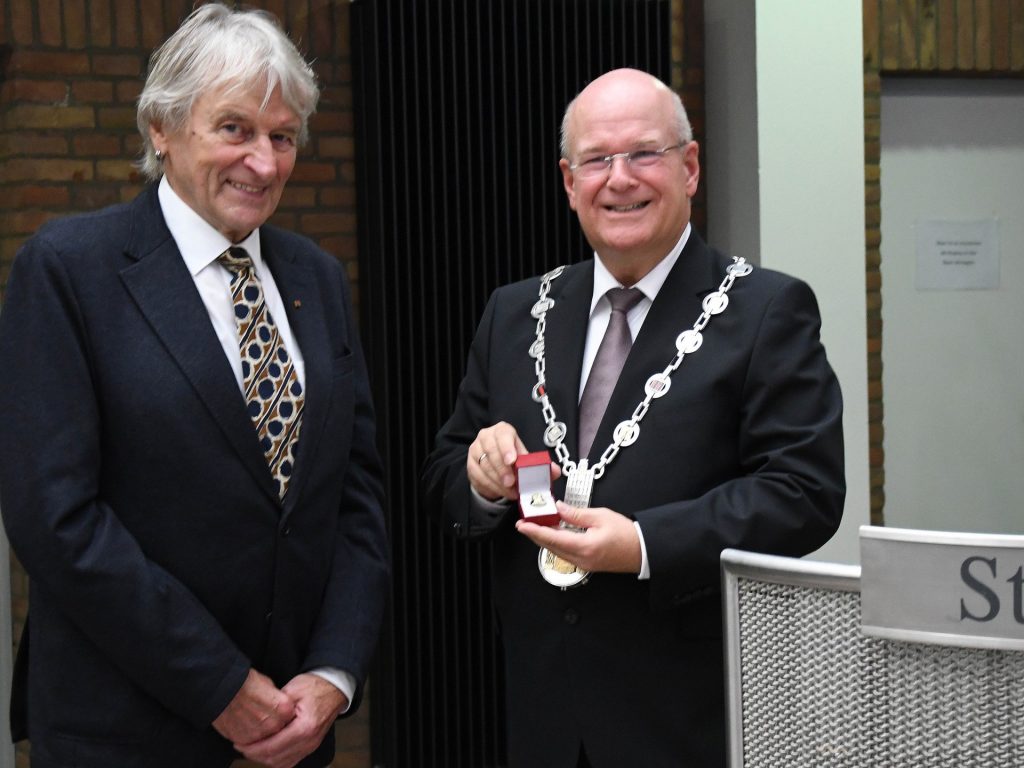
[915, 218, 1000, 290]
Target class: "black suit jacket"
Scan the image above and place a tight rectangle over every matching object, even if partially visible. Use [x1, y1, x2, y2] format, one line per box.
[0, 185, 390, 767]
[422, 232, 845, 768]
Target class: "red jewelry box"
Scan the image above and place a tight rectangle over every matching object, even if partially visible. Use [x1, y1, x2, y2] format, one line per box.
[515, 451, 559, 526]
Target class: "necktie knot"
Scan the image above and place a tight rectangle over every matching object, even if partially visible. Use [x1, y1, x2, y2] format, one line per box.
[606, 286, 643, 315]
[218, 246, 253, 276]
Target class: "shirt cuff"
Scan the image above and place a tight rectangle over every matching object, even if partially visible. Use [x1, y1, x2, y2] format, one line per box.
[308, 667, 357, 714]
[470, 484, 513, 514]
[634, 521, 650, 580]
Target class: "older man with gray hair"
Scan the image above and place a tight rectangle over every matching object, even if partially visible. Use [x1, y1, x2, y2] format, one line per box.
[0, 4, 389, 767]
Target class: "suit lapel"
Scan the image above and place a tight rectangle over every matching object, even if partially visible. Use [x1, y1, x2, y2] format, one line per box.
[590, 233, 720, 458]
[118, 187, 278, 503]
[541, 262, 593, 458]
[260, 231, 325, 519]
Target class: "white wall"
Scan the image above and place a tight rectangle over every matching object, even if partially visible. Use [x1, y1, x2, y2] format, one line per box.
[880, 79, 1024, 535]
[703, 4, 760, 262]
[705, 0, 870, 564]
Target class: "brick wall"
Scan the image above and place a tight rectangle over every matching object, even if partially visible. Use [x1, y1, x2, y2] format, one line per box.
[862, 0, 1024, 525]
[0, 2, 365, 766]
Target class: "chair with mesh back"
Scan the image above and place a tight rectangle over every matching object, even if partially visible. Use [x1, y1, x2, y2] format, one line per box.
[721, 548, 1024, 768]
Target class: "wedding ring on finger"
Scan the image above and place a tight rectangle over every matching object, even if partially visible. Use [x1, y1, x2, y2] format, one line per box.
[477, 452, 488, 465]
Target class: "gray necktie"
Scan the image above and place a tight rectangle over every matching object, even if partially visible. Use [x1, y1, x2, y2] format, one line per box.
[577, 287, 644, 458]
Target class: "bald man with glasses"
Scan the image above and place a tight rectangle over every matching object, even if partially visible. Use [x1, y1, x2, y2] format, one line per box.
[422, 68, 845, 768]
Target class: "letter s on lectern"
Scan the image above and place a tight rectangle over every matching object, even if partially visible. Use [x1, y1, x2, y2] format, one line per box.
[960, 556, 999, 622]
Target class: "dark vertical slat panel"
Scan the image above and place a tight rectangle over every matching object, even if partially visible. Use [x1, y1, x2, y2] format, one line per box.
[355, 2, 672, 765]
[422, 3, 443, 760]
[350, 2, 392, 763]
[395, 2, 415, 757]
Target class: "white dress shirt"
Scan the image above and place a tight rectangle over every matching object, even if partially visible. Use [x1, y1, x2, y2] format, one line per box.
[157, 177, 355, 710]
[579, 224, 690, 399]
[158, 177, 306, 391]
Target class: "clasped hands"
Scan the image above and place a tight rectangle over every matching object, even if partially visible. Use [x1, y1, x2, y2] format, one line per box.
[469, 422, 642, 574]
[213, 668, 348, 768]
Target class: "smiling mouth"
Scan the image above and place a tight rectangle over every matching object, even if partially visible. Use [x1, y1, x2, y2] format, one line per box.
[606, 201, 649, 213]
[229, 181, 264, 194]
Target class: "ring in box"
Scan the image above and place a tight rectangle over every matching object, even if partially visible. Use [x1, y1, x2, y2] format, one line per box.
[515, 451, 559, 526]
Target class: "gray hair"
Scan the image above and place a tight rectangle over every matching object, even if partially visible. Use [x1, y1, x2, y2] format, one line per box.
[559, 74, 693, 160]
[136, 2, 320, 181]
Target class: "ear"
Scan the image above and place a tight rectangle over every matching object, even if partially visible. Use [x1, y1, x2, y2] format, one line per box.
[682, 140, 700, 197]
[148, 122, 168, 155]
[559, 158, 578, 211]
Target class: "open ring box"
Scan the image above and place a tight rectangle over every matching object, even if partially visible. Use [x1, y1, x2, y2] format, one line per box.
[514, 451, 559, 526]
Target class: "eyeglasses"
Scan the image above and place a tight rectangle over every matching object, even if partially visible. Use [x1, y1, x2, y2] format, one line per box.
[568, 143, 687, 179]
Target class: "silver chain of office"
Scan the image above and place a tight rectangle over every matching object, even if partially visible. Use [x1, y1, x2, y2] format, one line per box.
[529, 256, 752, 482]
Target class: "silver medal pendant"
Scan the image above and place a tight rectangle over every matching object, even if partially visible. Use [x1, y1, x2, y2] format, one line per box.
[538, 543, 589, 589]
[538, 462, 594, 589]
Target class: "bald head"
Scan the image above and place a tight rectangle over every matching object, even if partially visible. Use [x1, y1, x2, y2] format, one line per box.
[556, 68, 701, 284]
[559, 69, 692, 161]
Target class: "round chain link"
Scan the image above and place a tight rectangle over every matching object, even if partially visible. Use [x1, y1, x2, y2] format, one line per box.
[530, 258, 751, 481]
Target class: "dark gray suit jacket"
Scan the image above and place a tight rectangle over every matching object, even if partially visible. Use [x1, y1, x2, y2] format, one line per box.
[0, 185, 390, 767]
[422, 231, 845, 768]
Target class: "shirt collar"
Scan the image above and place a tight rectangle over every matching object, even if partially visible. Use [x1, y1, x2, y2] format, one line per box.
[158, 176, 262, 276]
[590, 222, 691, 315]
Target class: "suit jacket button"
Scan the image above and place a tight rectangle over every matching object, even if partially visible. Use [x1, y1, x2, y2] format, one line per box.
[265, 611, 273, 623]
[564, 608, 579, 625]
[281, 526, 291, 537]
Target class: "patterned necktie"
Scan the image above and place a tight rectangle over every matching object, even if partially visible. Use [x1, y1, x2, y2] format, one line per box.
[218, 246, 304, 499]
[577, 287, 644, 458]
